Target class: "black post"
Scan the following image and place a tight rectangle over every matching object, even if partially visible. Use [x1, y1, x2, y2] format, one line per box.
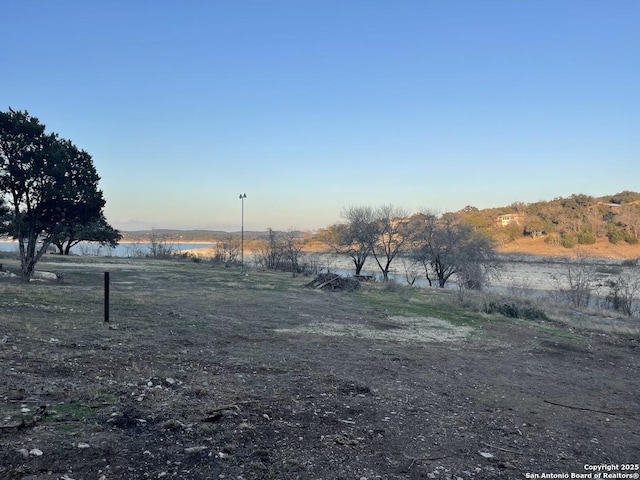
[239, 193, 247, 273]
[104, 272, 110, 323]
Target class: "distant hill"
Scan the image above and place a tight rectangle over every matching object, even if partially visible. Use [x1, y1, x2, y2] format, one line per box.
[455, 190, 640, 249]
[121, 230, 232, 243]
[120, 229, 303, 243]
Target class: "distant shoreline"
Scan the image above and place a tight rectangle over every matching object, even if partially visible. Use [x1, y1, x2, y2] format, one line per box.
[2, 237, 638, 260]
[497, 237, 640, 260]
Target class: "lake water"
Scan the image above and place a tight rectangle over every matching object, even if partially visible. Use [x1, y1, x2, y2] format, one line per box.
[0, 241, 213, 257]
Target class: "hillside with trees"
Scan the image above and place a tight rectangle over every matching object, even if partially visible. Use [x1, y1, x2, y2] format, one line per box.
[455, 191, 640, 249]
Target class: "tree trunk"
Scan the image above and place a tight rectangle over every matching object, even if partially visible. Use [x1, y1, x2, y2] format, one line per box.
[353, 258, 366, 276]
[19, 236, 37, 282]
[19, 235, 52, 282]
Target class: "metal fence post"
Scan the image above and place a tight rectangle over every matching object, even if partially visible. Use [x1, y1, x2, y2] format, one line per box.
[104, 272, 110, 323]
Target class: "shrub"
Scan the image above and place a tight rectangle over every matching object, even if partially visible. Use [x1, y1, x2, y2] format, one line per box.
[484, 301, 548, 320]
[560, 235, 577, 249]
[544, 233, 561, 245]
[607, 223, 626, 244]
[577, 231, 596, 245]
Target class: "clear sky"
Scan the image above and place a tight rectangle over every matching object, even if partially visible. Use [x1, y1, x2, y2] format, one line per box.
[2, 1, 638, 231]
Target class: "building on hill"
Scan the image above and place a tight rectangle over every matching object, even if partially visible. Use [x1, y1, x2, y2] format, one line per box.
[496, 213, 524, 227]
[597, 202, 622, 209]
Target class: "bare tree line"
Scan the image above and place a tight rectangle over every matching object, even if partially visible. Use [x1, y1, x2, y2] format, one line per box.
[319, 204, 640, 317]
[319, 204, 498, 290]
[254, 229, 308, 277]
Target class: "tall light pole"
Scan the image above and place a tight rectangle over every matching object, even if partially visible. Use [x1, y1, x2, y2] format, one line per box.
[239, 193, 246, 273]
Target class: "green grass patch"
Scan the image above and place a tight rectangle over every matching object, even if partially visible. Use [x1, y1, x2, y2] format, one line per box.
[46, 401, 97, 423]
[351, 284, 485, 326]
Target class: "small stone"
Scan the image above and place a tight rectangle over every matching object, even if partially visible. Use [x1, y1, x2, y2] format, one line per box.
[147, 381, 153, 387]
[77, 443, 90, 449]
[29, 448, 43, 456]
[18, 448, 29, 459]
[479, 451, 494, 459]
[165, 378, 176, 385]
[184, 446, 207, 454]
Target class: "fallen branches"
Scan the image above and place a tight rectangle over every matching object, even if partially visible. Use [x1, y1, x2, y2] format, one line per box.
[543, 399, 634, 418]
[482, 442, 525, 455]
[402, 452, 455, 472]
[204, 400, 259, 415]
[306, 274, 361, 291]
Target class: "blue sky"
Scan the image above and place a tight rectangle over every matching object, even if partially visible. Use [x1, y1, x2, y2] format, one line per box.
[2, 1, 638, 231]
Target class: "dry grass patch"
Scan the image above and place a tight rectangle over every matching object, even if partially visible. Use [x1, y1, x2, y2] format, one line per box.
[275, 315, 473, 343]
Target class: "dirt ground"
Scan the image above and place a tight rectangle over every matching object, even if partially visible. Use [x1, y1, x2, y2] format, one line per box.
[0, 256, 639, 479]
[496, 237, 640, 260]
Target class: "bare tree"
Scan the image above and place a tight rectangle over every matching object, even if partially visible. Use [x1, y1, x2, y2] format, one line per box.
[411, 212, 497, 289]
[258, 228, 286, 270]
[212, 237, 240, 267]
[555, 257, 596, 308]
[605, 272, 640, 317]
[282, 229, 305, 277]
[254, 228, 305, 276]
[319, 206, 375, 276]
[400, 257, 419, 286]
[148, 228, 174, 259]
[341, 205, 376, 276]
[367, 205, 410, 281]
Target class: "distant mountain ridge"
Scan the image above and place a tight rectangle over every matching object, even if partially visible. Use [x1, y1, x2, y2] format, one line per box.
[120, 229, 300, 243]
